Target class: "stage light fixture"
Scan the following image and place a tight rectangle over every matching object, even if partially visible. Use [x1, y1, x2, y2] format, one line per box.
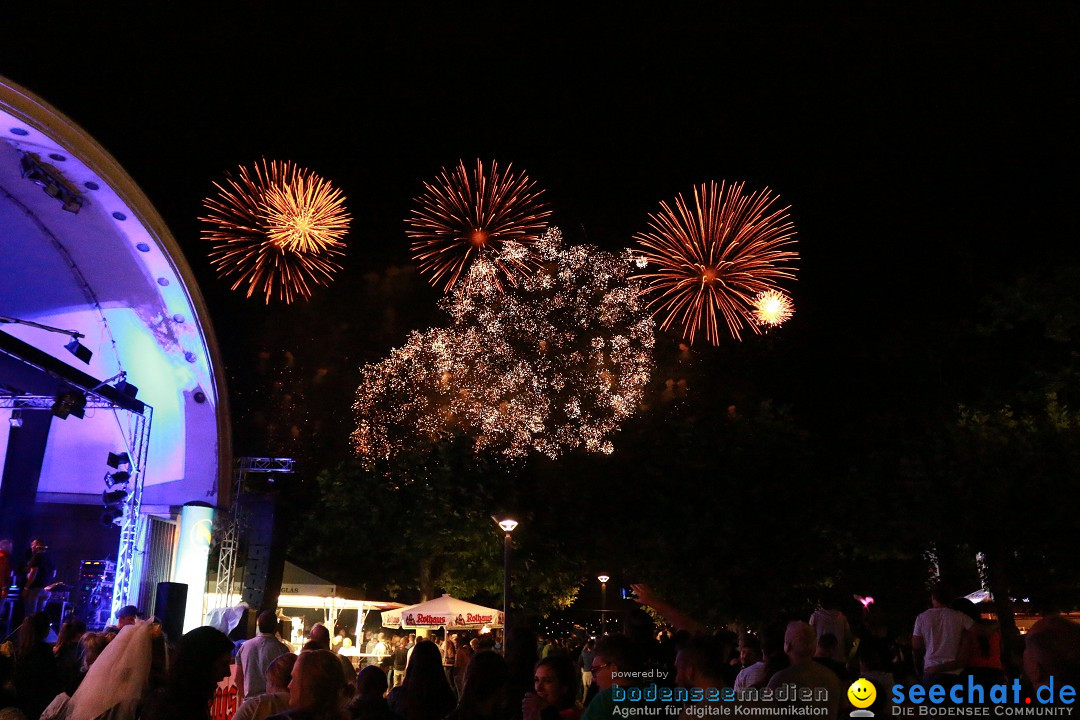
[114, 380, 138, 398]
[105, 471, 130, 488]
[100, 507, 123, 526]
[51, 390, 86, 419]
[64, 338, 93, 364]
[8, 409, 22, 428]
[102, 489, 128, 505]
[107, 452, 130, 469]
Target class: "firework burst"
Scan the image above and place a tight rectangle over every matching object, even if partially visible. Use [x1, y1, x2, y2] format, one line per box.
[633, 181, 798, 344]
[753, 289, 795, 327]
[200, 159, 350, 303]
[354, 227, 654, 463]
[407, 159, 552, 293]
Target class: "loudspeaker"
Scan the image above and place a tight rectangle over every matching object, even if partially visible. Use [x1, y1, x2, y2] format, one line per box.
[240, 494, 285, 610]
[154, 581, 187, 642]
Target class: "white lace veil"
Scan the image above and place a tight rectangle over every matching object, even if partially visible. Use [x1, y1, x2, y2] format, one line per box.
[64, 620, 155, 720]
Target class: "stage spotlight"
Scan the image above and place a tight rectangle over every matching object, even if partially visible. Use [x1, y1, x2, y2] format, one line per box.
[107, 452, 130, 469]
[8, 409, 22, 428]
[51, 390, 86, 419]
[64, 338, 93, 364]
[105, 471, 130, 488]
[102, 489, 128, 505]
[100, 507, 123, 526]
[114, 380, 138, 398]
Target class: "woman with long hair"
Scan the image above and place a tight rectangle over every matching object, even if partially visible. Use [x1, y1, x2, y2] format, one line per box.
[446, 650, 509, 720]
[13, 611, 60, 718]
[522, 656, 580, 720]
[141, 625, 234, 720]
[387, 640, 456, 720]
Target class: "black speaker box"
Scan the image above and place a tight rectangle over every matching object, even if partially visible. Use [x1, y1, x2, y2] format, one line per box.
[154, 581, 188, 642]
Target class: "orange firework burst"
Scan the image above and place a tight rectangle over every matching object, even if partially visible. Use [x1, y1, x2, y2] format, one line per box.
[407, 159, 552, 292]
[753, 289, 795, 327]
[200, 159, 350, 304]
[633, 181, 798, 344]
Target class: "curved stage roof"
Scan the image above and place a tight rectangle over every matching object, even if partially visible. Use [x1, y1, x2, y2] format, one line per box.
[0, 76, 230, 511]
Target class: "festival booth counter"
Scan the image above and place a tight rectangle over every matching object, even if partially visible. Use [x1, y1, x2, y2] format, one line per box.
[205, 561, 404, 646]
[382, 594, 504, 631]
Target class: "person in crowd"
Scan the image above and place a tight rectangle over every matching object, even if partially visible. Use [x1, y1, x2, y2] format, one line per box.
[21, 538, 54, 616]
[234, 652, 297, 720]
[310, 622, 359, 692]
[674, 636, 727, 720]
[951, 598, 1005, 688]
[53, 619, 87, 689]
[812, 633, 849, 683]
[142, 625, 234, 720]
[766, 622, 841, 719]
[581, 635, 640, 720]
[387, 639, 456, 720]
[269, 648, 349, 720]
[348, 665, 399, 720]
[912, 585, 973, 685]
[237, 610, 291, 701]
[40, 630, 112, 719]
[1023, 615, 1080, 695]
[448, 650, 509, 720]
[61, 621, 160, 720]
[116, 605, 140, 630]
[577, 640, 595, 703]
[454, 635, 475, 697]
[392, 635, 409, 687]
[809, 591, 852, 664]
[443, 634, 458, 690]
[524, 655, 580, 720]
[756, 621, 789, 688]
[12, 612, 60, 719]
[0, 538, 13, 601]
[732, 634, 764, 690]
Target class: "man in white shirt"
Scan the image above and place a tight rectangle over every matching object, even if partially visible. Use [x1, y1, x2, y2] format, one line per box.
[912, 586, 973, 685]
[236, 610, 290, 701]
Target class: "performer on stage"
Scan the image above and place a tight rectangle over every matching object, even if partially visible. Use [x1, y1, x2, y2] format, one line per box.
[22, 538, 54, 615]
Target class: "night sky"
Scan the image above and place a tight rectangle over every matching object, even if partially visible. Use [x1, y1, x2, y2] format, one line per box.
[3, 2, 1077, 457]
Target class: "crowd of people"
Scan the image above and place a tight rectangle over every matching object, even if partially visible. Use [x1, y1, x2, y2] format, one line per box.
[0, 583, 1078, 720]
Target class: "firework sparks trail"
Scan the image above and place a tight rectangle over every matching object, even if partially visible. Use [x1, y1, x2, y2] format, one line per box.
[633, 181, 798, 344]
[407, 159, 552, 292]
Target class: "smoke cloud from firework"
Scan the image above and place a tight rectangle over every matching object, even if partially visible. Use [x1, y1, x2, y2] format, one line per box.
[354, 227, 655, 462]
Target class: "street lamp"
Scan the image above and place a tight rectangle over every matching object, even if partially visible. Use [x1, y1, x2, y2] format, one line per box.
[597, 574, 610, 635]
[495, 516, 519, 654]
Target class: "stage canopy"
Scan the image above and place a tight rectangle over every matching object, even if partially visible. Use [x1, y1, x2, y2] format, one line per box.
[0, 75, 230, 513]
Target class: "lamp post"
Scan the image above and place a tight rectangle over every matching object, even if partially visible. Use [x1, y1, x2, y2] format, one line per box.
[495, 517, 518, 654]
[597, 574, 610, 635]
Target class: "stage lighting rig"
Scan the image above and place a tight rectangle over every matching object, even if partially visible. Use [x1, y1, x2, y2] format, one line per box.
[51, 390, 86, 419]
[107, 452, 130, 469]
[0, 315, 92, 364]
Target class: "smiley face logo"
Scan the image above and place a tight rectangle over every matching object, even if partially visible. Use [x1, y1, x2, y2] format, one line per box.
[848, 678, 877, 709]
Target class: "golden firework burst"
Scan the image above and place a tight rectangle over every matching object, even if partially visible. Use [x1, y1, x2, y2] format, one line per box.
[200, 159, 350, 304]
[753, 289, 795, 327]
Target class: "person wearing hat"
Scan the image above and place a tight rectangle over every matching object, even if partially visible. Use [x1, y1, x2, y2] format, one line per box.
[117, 605, 140, 629]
